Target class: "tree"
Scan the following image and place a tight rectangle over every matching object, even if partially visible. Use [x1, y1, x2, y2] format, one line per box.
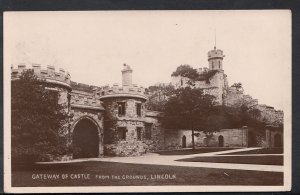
[145, 84, 174, 111]
[11, 70, 68, 163]
[162, 87, 216, 150]
[231, 82, 243, 91]
[171, 64, 198, 79]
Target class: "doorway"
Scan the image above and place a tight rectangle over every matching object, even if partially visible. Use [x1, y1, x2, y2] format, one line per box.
[182, 135, 187, 148]
[73, 118, 99, 159]
[218, 135, 224, 147]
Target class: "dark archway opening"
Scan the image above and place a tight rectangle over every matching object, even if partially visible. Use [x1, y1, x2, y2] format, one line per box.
[182, 135, 186, 148]
[218, 135, 224, 147]
[248, 131, 256, 147]
[73, 118, 99, 159]
[274, 133, 283, 147]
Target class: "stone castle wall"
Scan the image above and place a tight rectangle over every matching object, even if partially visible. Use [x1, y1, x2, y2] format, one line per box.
[164, 128, 248, 149]
[11, 64, 71, 86]
[101, 96, 165, 156]
[224, 86, 283, 127]
[171, 70, 228, 104]
[101, 97, 148, 156]
[144, 111, 165, 151]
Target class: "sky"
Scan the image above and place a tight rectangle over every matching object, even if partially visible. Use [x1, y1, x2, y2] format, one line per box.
[4, 11, 291, 110]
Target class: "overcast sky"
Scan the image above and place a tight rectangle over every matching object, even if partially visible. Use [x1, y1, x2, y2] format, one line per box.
[4, 11, 291, 110]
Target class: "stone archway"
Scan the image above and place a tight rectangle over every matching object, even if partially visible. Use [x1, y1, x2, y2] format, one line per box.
[73, 118, 100, 159]
[182, 135, 186, 148]
[274, 133, 282, 147]
[218, 135, 224, 147]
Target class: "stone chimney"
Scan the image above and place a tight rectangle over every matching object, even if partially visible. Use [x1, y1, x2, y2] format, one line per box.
[121, 63, 133, 86]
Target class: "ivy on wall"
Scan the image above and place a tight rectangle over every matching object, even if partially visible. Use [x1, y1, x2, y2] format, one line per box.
[171, 64, 219, 83]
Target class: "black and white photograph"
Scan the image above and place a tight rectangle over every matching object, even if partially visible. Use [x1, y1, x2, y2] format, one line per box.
[3, 10, 291, 193]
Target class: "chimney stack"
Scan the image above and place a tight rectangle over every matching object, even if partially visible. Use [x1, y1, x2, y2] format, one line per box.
[121, 63, 133, 86]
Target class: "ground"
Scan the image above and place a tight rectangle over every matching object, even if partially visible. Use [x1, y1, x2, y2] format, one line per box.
[218, 148, 283, 155]
[155, 147, 239, 155]
[11, 147, 284, 187]
[176, 155, 283, 165]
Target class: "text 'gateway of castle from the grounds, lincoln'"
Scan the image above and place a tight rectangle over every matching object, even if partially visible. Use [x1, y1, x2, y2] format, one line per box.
[11, 46, 284, 160]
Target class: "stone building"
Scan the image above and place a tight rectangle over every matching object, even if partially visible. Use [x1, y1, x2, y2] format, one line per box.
[11, 63, 165, 159]
[97, 64, 164, 156]
[171, 46, 228, 104]
[11, 46, 284, 160]
[169, 46, 283, 148]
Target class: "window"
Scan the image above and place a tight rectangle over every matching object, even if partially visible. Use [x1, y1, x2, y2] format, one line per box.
[145, 123, 152, 139]
[136, 127, 142, 140]
[117, 102, 126, 116]
[136, 103, 142, 117]
[181, 79, 183, 86]
[117, 127, 127, 140]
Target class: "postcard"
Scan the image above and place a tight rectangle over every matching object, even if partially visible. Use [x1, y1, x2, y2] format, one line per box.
[3, 10, 291, 193]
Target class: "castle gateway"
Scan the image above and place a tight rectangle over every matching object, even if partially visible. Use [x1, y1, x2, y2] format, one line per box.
[11, 46, 283, 160]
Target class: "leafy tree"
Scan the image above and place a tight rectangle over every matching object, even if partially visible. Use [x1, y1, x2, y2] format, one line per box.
[11, 70, 68, 163]
[145, 84, 174, 111]
[162, 87, 216, 150]
[171, 64, 199, 79]
[231, 82, 243, 91]
[171, 64, 219, 85]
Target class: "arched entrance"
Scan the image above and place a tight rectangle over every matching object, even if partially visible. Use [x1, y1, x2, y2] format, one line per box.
[248, 131, 256, 147]
[182, 135, 186, 148]
[274, 133, 282, 147]
[218, 135, 224, 147]
[73, 118, 99, 159]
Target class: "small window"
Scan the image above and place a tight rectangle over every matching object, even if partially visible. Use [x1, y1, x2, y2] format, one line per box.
[118, 102, 126, 116]
[117, 127, 127, 140]
[136, 103, 142, 117]
[181, 79, 183, 86]
[145, 123, 152, 139]
[136, 127, 142, 141]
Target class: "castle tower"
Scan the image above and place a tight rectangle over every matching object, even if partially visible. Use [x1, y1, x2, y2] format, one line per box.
[208, 46, 225, 70]
[122, 63, 133, 86]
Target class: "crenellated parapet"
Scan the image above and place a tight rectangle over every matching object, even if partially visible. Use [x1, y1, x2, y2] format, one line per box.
[11, 64, 71, 89]
[70, 90, 104, 111]
[98, 83, 147, 101]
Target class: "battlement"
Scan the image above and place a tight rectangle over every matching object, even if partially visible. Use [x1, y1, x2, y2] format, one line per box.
[208, 49, 224, 60]
[70, 81, 101, 93]
[197, 67, 209, 74]
[11, 64, 71, 88]
[70, 90, 104, 110]
[98, 83, 147, 101]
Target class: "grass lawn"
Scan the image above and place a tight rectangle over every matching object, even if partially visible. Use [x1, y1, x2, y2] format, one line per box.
[155, 147, 239, 155]
[12, 161, 283, 186]
[219, 148, 283, 155]
[176, 155, 283, 165]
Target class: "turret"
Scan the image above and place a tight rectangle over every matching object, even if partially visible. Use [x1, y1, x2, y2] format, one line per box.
[121, 63, 133, 86]
[208, 46, 225, 70]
